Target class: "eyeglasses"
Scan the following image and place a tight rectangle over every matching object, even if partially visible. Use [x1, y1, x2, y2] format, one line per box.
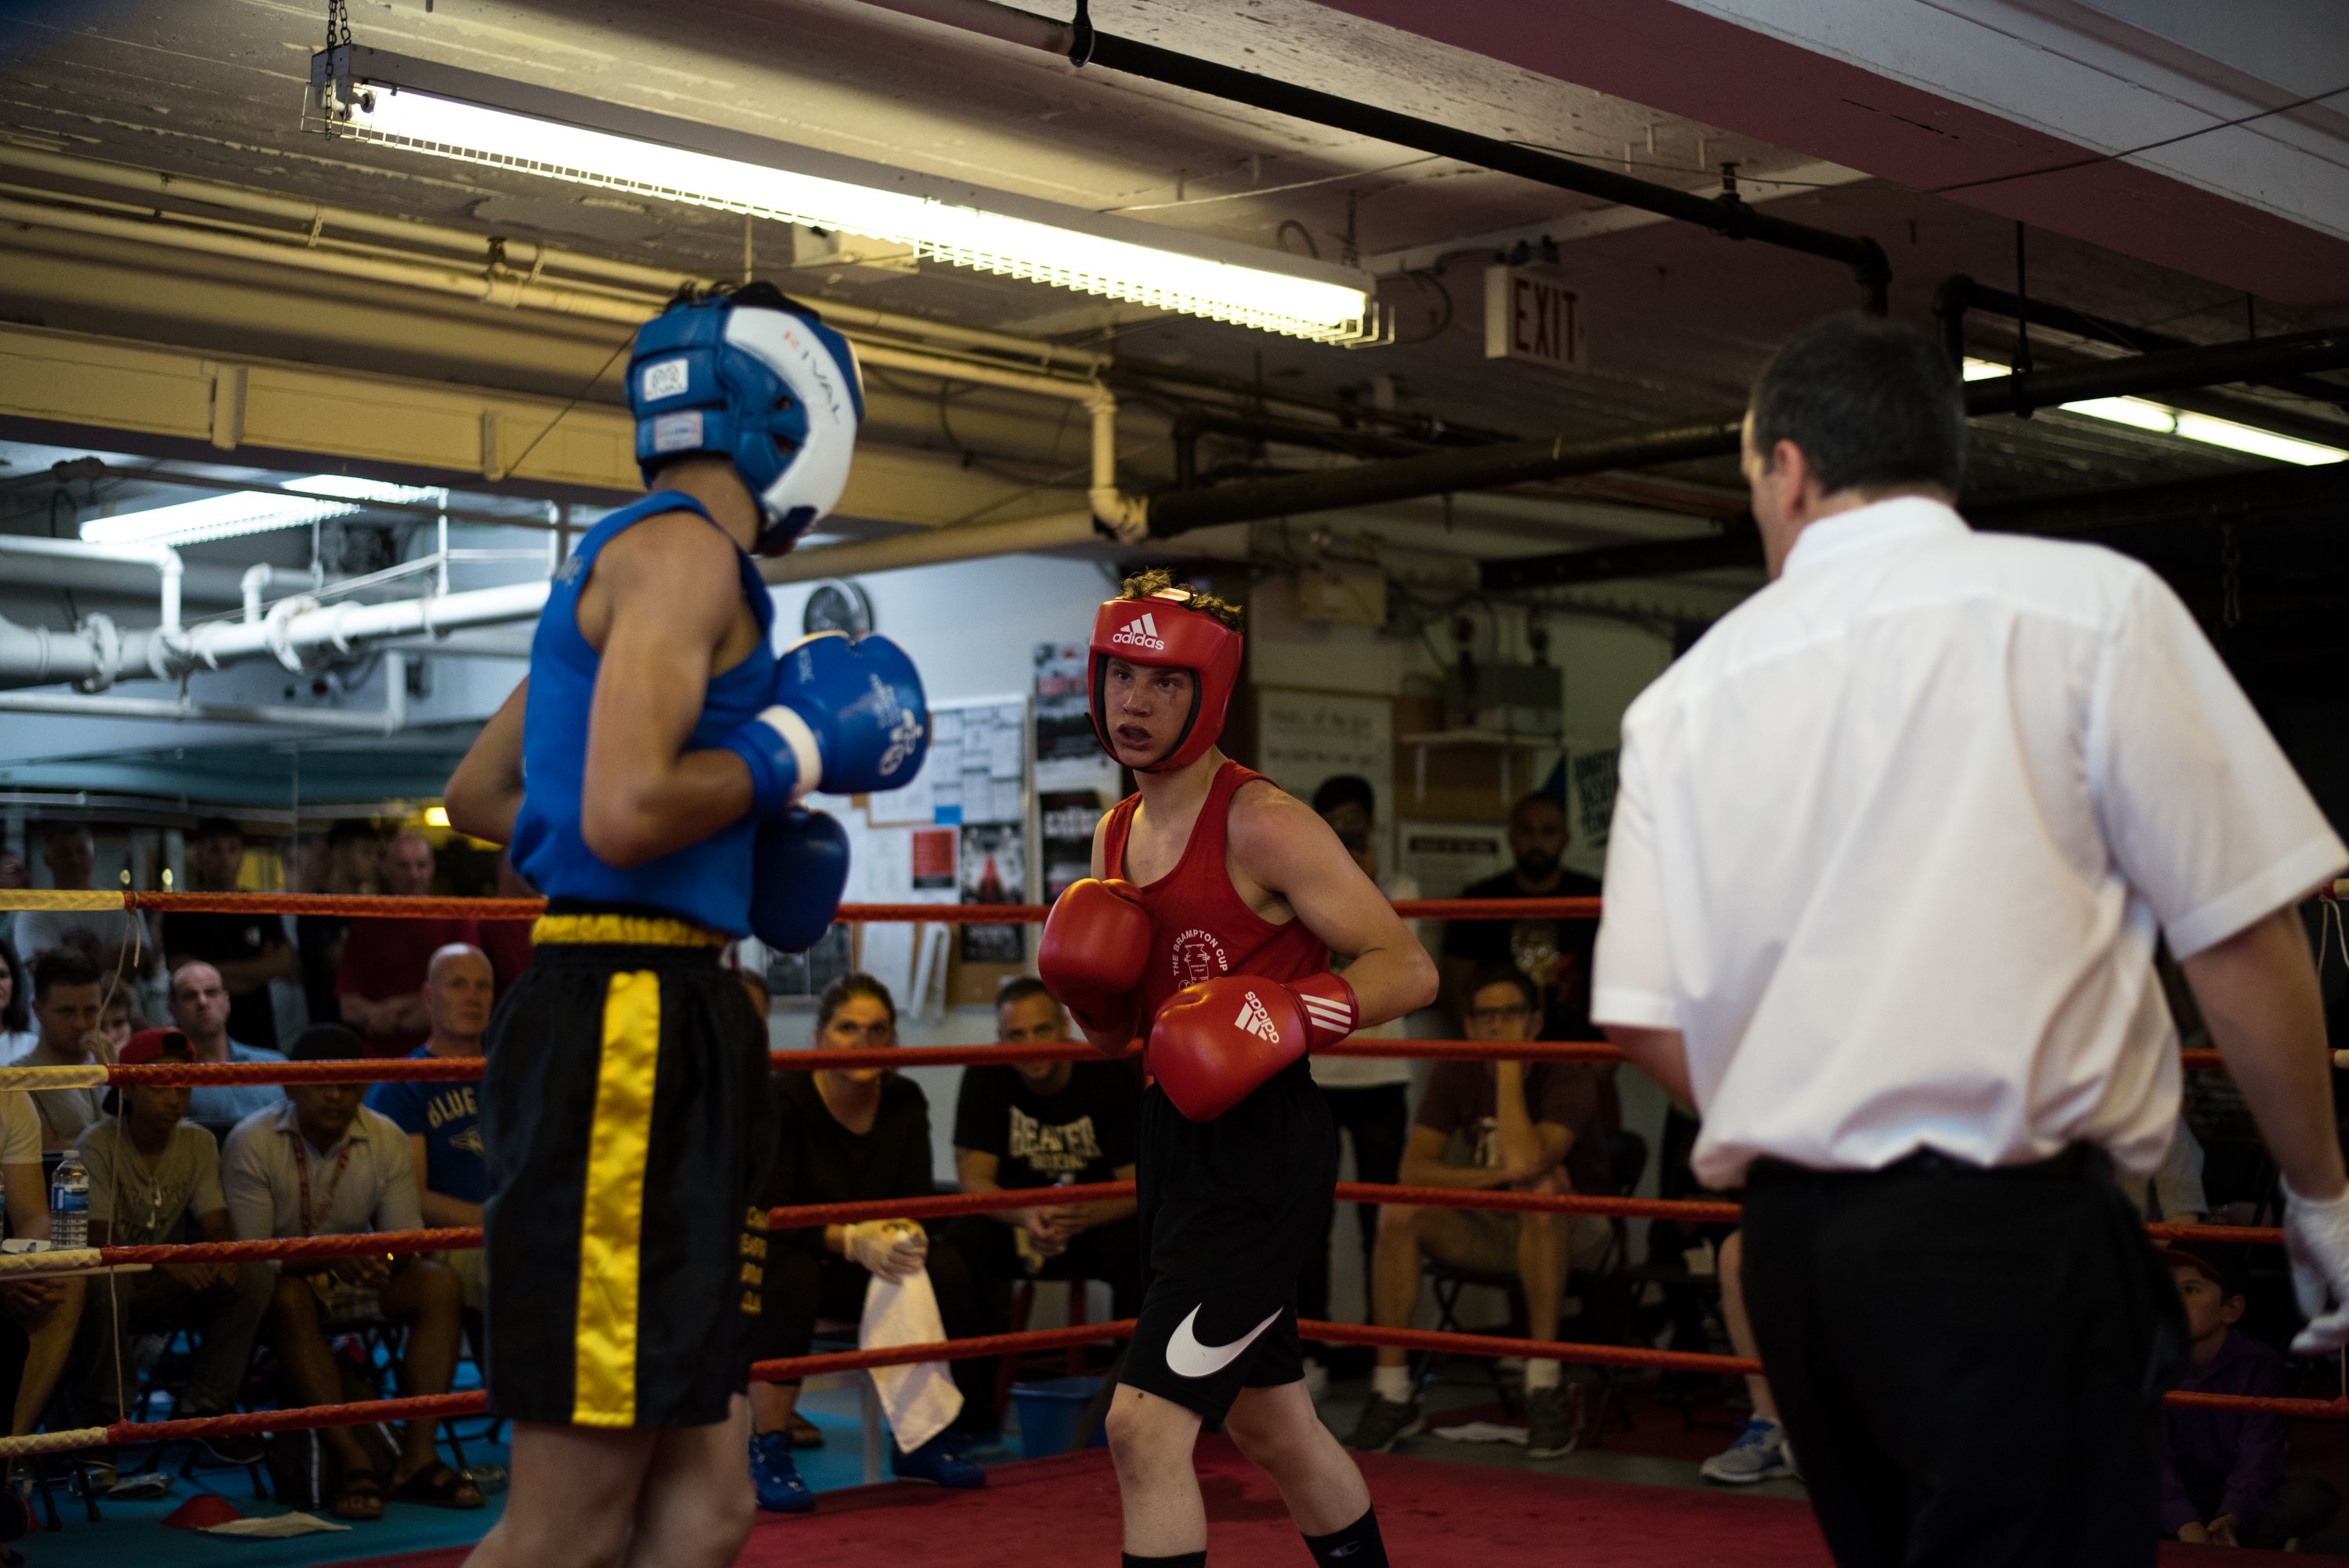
[1466, 1004, 1536, 1026]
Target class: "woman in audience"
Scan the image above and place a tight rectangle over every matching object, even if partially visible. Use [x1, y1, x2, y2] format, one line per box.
[750, 973, 985, 1512]
[0, 939, 31, 1060]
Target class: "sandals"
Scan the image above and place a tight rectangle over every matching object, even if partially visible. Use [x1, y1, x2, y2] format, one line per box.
[330, 1467, 386, 1522]
[390, 1459, 486, 1510]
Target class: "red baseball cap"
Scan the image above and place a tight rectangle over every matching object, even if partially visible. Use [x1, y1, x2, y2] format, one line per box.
[117, 1028, 193, 1069]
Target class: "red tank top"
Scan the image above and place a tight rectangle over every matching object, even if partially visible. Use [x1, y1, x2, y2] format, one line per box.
[1103, 760, 1330, 1025]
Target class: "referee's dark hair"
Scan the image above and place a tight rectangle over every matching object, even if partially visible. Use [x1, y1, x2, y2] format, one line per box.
[1748, 313, 1968, 499]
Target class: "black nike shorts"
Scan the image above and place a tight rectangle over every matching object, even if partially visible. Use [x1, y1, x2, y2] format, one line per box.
[1121, 1060, 1334, 1422]
[479, 911, 775, 1429]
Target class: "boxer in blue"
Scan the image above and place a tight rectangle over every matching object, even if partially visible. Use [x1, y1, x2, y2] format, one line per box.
[446, 282, 928, 1568]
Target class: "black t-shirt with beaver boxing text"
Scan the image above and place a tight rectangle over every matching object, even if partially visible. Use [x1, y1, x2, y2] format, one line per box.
[952, 1061, 1141, 1190]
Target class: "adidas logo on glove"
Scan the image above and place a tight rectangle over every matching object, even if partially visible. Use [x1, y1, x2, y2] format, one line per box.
[1233, 989, 1283, 1044]
[1110, 613, 1166, 652]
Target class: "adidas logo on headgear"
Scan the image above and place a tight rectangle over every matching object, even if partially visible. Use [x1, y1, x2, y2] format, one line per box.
[1110, 612, 1165, 652]
[1234, 990, 1282, 1044]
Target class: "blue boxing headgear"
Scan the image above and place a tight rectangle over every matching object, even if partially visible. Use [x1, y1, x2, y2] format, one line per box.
[628, 286, 865, 555]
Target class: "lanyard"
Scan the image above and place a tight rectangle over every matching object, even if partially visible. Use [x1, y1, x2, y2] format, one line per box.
[291, 1133, 355, 1238]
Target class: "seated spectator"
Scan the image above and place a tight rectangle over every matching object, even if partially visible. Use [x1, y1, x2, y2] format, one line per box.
[161, 817, 296, 1055]
[168, 959, 289, 1139]
[1346, 964, 1609, 1462]
[2162, 1246, 2339, 1548]
[0, 1084, 81, 1442]
[1438, 793, 1602, 1038]
[336, 831, 481, 1058]
[945, 979, 1140, 1422]
[94, 993, 136, 1060]
[73, 1029, 272, 1478]
[0, 936, 34, 1059]
[1698, 1228, 1795, 1485]
[365, 945, 492, 1307]
[14, 950, 110, 1148]
[223, 1024, 480, 1522]
[754, 974, 983, 1512]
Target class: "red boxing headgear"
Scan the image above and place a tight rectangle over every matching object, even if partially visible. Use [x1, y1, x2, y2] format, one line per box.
[1088, 589, 1243, 773]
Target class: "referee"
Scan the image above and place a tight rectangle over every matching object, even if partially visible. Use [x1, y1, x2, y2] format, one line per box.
[1593, 313, 2349, 1567]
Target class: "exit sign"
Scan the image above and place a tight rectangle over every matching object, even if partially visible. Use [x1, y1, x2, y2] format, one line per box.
[1484, 265, 1582, 371]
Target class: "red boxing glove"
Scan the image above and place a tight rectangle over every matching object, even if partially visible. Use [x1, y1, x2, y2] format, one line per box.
[1149, 970, 1359, 1122]
[1038, 878, 1152, 1040]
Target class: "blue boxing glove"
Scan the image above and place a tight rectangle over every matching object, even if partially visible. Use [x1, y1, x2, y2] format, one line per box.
[749, 808, 850, 953]
[720, 631, 931, 815]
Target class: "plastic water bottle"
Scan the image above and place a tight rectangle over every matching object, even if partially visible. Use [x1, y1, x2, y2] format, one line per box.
[49, 1152, 89, 1249]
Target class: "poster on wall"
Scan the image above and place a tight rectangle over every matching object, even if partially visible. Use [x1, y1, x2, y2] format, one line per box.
[1039, 788, 1104, 902]
[958, 821, 1027, 964]
[1034, 643, 1098, 762]
[1256, 687, 1397, 872]
[1397, 822, 1508, 900]
[1569, 748, 1619, 852]
[909, 826, 958, 892]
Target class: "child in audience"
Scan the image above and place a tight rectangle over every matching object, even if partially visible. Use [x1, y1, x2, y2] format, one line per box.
[2160, 1246, 2338, 1548]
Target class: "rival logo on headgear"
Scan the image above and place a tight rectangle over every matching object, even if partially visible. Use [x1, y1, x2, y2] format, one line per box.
[1110, 613, 1166, 652]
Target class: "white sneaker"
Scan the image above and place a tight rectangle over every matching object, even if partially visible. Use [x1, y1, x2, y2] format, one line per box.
[1699, 1419, 1792, 1484]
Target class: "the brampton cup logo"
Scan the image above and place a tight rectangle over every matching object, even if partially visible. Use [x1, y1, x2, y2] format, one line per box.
[1171, 928, 1227, 984]
[1110, 612, 1166, 652]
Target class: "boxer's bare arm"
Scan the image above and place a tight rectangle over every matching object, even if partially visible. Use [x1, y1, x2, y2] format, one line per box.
[1229, 784, 1436, 1028]
[578, 512, 760, 867]
[445, 679, 529, 845]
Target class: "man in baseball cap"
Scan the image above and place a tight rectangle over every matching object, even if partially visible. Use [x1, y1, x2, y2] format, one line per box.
[78, 1026, 272, 1470]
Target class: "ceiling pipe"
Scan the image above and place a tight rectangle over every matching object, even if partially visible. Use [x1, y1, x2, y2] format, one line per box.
[853, 0, 1893, 311]
[1480, 431, 2349, 593]
[0, 657, 406, 735]
[1932, 274, 2349, 415]
[1147, 324, 2349, 539]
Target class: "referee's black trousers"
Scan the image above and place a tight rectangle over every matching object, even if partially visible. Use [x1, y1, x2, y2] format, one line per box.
[1741, 1148, 2186, 1568]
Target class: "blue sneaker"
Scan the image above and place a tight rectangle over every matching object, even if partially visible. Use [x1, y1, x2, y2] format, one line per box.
[1699, 1418, 1792, 1485]
[749, 1429, 816, 1512]
[891, 1431, 987, 1487]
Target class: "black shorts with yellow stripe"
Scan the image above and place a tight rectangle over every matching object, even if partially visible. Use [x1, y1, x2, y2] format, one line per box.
[479, 910, 775, 1429]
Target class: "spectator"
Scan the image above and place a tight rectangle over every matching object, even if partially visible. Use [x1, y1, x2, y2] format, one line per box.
[15, 949, 110, 1148]
[1346, 965, 1608, 1461]
[11, 824, 150, 982]
[366, 944, 492, 1308]
[1698, 1229, 1795, 1485]
[297, 820, 381, 1027]
[0, 936, 33, 1059]
[2161, 1247, 2339, 1548]
[223, 1024, 480, 1521]
[0, 1081, 82, 1444]
[0, 847, 26, 950]
[94, 993, 136, 1060]
[335, 831, 481, 1058]
[1302, 775, 1420, 1386]
[168, 959, 290, 1140]
[73, 1029, 272, 1476]
[946, 978, 1140, 1423]
[161, 817, 295, 1054]
[1440, 793, 1604, 1039]
[754, 974, 984, 1511]
[475, 850, 536, 990]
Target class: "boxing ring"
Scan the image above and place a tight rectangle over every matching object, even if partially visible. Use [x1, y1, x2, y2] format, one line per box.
[1, 886, 2343, 1566]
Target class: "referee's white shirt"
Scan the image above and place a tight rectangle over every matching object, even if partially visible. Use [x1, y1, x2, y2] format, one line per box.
[1592, 496, 2345, 1189]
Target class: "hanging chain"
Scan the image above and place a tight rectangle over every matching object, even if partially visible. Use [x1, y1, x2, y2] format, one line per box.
[2221, 521, 2243, 629]
[327, 0, 352, 51]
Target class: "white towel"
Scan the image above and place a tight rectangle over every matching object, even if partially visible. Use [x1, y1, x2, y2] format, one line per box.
[861, 1267, 963, 1454]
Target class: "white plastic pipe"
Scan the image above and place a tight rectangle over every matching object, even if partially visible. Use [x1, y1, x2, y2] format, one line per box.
[0, 690, 402, 734]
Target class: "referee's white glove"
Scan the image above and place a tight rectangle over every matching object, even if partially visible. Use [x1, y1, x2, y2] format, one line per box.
[2282, 1179, 2349, 1355]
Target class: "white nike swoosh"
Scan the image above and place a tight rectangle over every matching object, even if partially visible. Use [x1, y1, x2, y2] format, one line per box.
[1164, 1304, 1284, 1379]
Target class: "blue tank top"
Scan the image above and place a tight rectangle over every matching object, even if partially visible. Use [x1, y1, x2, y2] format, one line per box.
[509, 490, 776, 935]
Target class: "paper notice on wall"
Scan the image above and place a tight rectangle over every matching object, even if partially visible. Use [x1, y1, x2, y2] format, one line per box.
[910, 826, 957, 892]
[1257, 687, 1397, 871]
[1034, 642, 1097, 762]
[1038, 788, 1102, 903]
[1398, 822, 1507, 900]
[1569, 746, 1619, 852]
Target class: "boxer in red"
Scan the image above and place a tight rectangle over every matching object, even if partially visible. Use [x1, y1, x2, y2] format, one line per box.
[1040, 570, 1438, 1568]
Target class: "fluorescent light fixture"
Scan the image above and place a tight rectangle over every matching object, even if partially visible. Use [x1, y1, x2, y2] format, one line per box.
[305, 46, 1382, 344]
[1963, 359, 2347, 466]
[83, 475, 439, 547]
